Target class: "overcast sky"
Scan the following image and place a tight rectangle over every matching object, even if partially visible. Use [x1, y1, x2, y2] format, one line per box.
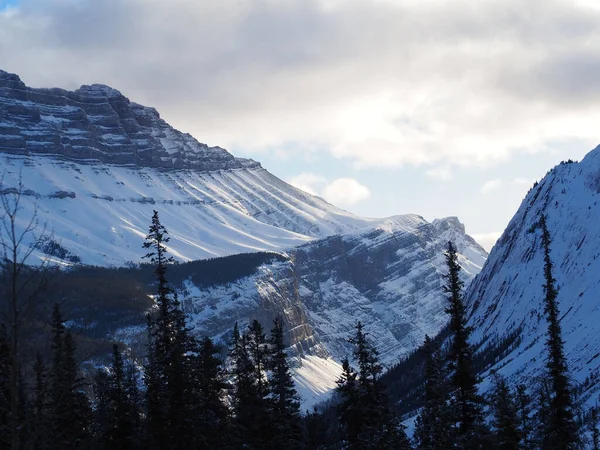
[2, 0, 599, 250]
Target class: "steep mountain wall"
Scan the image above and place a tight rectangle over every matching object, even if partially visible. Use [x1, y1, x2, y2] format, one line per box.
[464, 147, 600, 404]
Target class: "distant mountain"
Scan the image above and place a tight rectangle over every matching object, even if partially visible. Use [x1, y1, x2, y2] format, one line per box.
[462, 147, 600, 406]
[0, 69, 488, 404]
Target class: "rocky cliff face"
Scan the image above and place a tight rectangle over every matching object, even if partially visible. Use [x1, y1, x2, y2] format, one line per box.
[463, 146, 600, 405]
[0, 69, 380, 264]
[168, 216, 486, 403]
[0, 70, 256, 171]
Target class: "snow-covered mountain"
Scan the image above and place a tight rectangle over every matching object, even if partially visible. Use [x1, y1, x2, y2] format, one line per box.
[0, 69, 375, 265]
[0, 69, 488, 405]
[464, 147, 600, 405]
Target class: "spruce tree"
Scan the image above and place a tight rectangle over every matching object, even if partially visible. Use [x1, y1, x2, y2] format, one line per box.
[31, 352, 50, 450]
[48, 304, 91, 449]
[539, 215, 578, 449]
[414, 335, 452, 450]
[337, 323, 411, 450]
[244, 319, 274, 448]
[336, 357, 360, 448]
[489, 373, 521, 450]
[229, 322, 256, 446]
[515, 384, 534, 450]
[191, 336, 229, 448]
[0, 324, 11, 448]
[93, 369, 111, 446]
[100, 344, 138, 449]
[443, 242, 488, 449]
[590, 406, 600, 450]
[142, 210, 195, 450]
[268, 316, 302, 449]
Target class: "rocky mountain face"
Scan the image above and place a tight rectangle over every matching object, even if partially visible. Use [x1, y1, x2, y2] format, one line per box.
[173, 216, 485, 404]
[0, 69, 382, 264]
[0, 69, 256, 171]
[463, 146, 600, 406]
[0, 69, 488, 405]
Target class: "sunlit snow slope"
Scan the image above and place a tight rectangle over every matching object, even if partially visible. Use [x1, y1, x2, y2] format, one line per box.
[0, 69, 490, 405]
[465, 146, 600, 406]
[0, 69, 376, 265]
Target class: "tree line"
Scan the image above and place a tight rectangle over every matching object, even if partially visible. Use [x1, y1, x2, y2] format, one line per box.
[0, 196, 597, 448]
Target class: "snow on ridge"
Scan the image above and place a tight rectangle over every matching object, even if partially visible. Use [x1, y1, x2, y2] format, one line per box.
[464, 145, 600, 408]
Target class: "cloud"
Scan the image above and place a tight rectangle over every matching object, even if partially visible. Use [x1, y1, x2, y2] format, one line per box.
[426, 166, 453, 182]
[323, 178, 371, 206]
[288, 173, 370, 206]
[481, 179, 503, 194]
[481, 177, 536, 194]
[2, 0, 600, 169]
[471, 232, 503, 252]
[288, 172, 326, 196]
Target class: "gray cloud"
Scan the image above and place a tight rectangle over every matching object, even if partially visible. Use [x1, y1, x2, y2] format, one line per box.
[1, 0, 600, 166]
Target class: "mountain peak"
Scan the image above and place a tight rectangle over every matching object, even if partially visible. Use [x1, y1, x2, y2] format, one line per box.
[432, 216, 466, 234]
[76, 83, 125, 98]
[0, 68, 258, 172]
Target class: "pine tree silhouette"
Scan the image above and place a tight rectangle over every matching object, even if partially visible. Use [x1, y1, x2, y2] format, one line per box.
[539, 215, 578, 449]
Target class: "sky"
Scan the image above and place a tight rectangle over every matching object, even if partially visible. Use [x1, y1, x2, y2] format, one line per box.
[1, 0, 599, 251]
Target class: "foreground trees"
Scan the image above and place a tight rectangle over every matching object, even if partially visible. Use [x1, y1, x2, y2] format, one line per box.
[538, 216, 578, 449]
[443, 242, 489, 449]
[414, 335, 452, 450]
[336, 322, 412, 450]
[0, 208, 592, 449]
[0, 177, 55, 450]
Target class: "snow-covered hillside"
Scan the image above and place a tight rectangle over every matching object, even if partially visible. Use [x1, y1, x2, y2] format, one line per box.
[163, 216, 486, 404]
[0, 68, 489, 405]
[0, 68, 380, 264]
[464, 146, 600, 405]
[0, 154, 375, 265]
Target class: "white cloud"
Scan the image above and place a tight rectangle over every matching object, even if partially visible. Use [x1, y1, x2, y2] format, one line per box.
[288, 173, 370, 206]
[323, 178, 371, 206]
[471, 232, 503, 252]
[481, 179, 503, 194]
[482, 177, 536, 194]
[288, 173, 326, 195]
[426, 166, 453, 181]
[2, 0, 600, 170]
[512, 177, 534, 188]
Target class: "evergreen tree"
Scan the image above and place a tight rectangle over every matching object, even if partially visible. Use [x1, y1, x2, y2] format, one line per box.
[93, 369, 111, 446]
[48, 304, 91, 449]
[443, 242, 489, 449]
[268, 316, 302, 449]
[96, 344, 138, 449]
[489, 373, 521, 450]
[337, 323, 411, 450]
[142, 210, 195, 450]
[590, 406, 600, 450]
[31, 352, 50, 450]
[0, 324, 11, 448]
[539, 215, 578, 450]
[244, 319, 274, 448]
[336, 357, 360, 448]
[191, 336, 229, 448]
[414, 335, 452, 450]
[304, 407, 333, 450]
[229, 321, 256, 446]
[123, 363, 142, 448]
[515, 384, 535, 450]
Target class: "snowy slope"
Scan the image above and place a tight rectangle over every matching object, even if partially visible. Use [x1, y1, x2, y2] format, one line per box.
[0, 69, 379, 264]
[464, 146, 600, 404]
[0, 154, 372, 265]
[150, 216, 487, 404]
[0, 69, 490, 404]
